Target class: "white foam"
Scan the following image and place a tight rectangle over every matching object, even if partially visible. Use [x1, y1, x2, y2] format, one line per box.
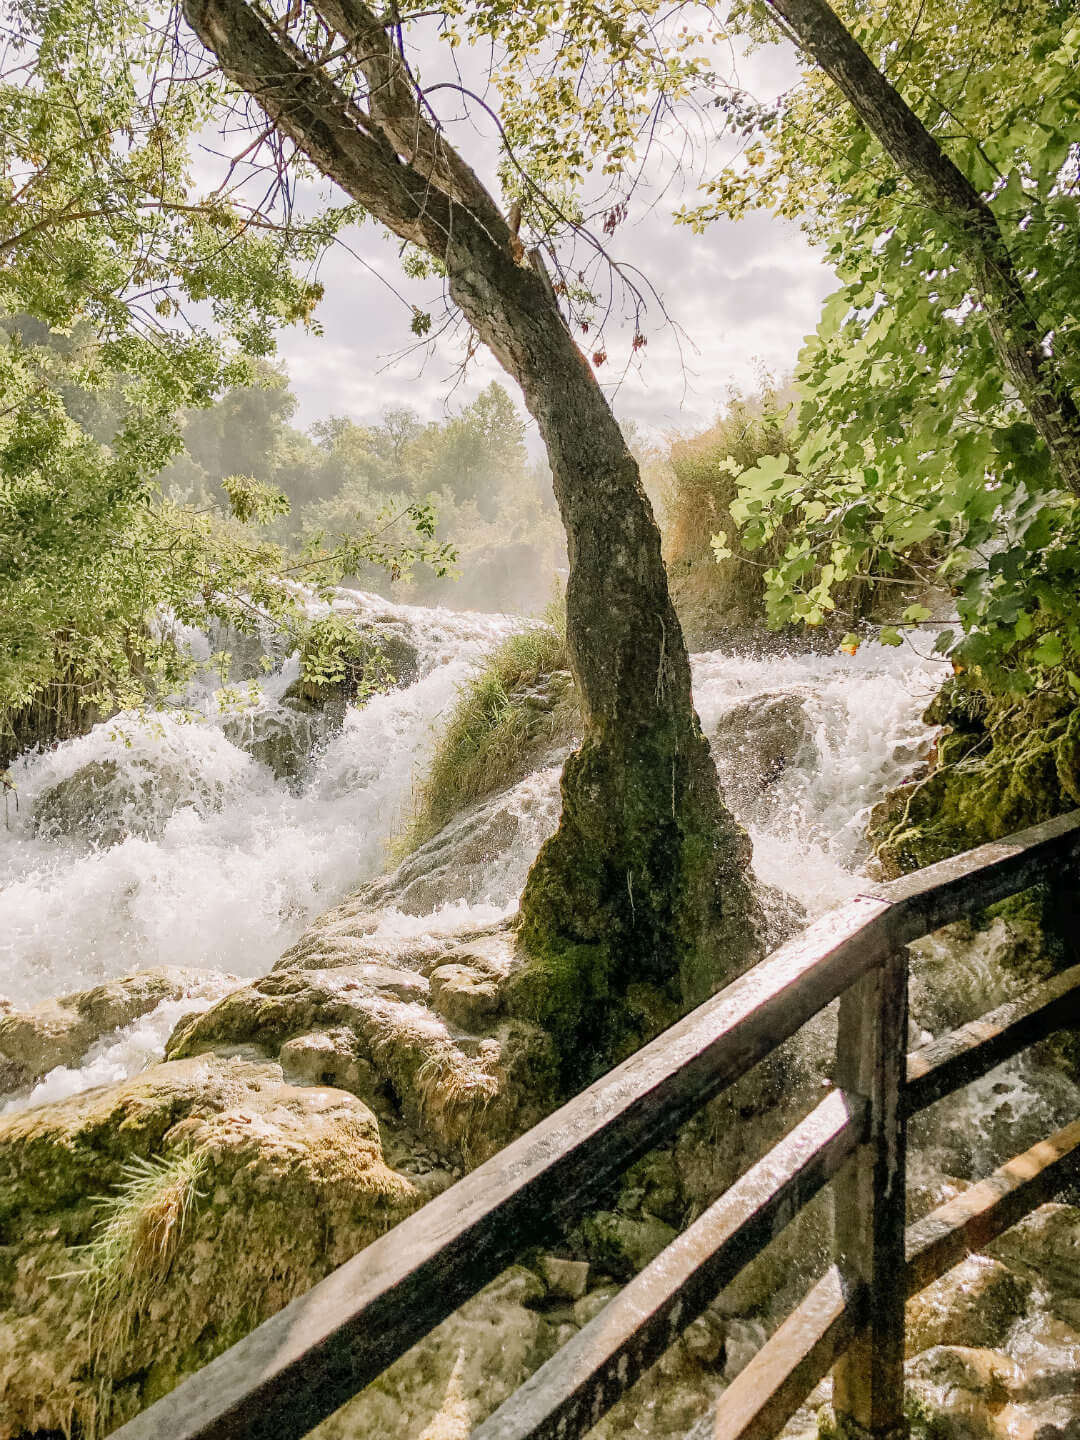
[1, 603, 938, 1089]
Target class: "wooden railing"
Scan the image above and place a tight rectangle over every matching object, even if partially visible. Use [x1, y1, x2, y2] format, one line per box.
[111, 812, 1080, 1440]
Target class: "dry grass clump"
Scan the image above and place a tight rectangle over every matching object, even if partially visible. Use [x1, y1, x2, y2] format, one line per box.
[74, 1149, 208, 1365]
[663, 385, 795, 649]
[399, 618, 579, 854]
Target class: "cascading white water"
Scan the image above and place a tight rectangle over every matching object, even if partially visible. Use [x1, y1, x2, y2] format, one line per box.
[0, 593, 942, 1110]
[5, 591, 1078, 1428]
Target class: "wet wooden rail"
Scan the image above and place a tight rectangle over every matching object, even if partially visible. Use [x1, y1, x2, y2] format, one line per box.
[110, 811, 1080, 1440]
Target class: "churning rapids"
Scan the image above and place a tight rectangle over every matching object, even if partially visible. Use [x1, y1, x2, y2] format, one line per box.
[0, 590, 939, 1114]
[4, 589, 1080, 1437]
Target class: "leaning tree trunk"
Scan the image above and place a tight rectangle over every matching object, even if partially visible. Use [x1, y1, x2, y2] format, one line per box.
[183, 0, 765, 1072]
[767, 0, 1080, 496]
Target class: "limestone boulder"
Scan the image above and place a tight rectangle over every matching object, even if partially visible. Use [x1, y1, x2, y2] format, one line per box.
[0, 1054, 415, 1438]
[165, 948, 560, 1163]
[0, 968, 223, 1095]
[428, 963, 502, 1031]
[711, 689, 814, 817]
[905, 1254, 1031, 1356]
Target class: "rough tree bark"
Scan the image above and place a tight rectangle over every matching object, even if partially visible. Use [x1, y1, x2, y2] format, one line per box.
[182, 0, 765, 1070]
[767, 0, 1080, 497]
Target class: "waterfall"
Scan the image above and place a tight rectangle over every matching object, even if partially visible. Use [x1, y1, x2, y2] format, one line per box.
[0, 593, 944, 1108]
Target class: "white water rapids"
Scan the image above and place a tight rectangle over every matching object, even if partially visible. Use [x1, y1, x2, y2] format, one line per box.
[0, 591, 943, 1107]
[5, 590, 1080, 1432]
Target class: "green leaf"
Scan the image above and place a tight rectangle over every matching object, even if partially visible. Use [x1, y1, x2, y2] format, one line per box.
[1032, 632, 1064, 666]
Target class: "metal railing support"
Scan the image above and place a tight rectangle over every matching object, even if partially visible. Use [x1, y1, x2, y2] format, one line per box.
[831, 945, 909, 1440]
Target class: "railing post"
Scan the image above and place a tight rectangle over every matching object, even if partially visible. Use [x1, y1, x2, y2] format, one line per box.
[831, 945, 909, 1440]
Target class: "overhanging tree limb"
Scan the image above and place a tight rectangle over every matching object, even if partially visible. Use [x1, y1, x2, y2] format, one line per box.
[767, 0, 1080, 496]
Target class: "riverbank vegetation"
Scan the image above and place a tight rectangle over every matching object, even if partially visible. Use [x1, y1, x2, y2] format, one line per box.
[398, 618, 577, 855]
[3, 0, 1080, 1433]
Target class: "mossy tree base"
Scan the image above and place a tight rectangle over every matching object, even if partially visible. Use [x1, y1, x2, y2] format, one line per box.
[511, 720, 763, 1087]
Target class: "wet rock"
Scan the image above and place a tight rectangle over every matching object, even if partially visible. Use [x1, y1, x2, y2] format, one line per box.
[711, 690, 814, 814]
[905, 1347, 1028, 1440]
[206, 620, 285, 682]
[350, 780, 556, 916]
[312, 1266, 556, 1439]
[31, 739, 250, 847]
[867, 681, 1080, 881]
[579, 1211, 678, 1281]
[220, 699, 318, 783]
[906, 1254, 1032, 1356]
[988, 1204, 1080, 1329]
[718, 1318, 768, 1384]
[0, 1054, 415, 1438]
[538, 1255, 590, 1300]
[0, 968, 222, 1095]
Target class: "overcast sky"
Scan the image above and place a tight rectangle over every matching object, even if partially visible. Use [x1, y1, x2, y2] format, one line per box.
[249, 27, 835, 442]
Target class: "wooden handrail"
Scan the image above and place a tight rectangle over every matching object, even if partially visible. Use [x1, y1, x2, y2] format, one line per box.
[110, 899, 897, 1440]
[108, 810, 1080, 1440]
[718, 1116, 1080, 1440]
[473, 1089, 868, 1440]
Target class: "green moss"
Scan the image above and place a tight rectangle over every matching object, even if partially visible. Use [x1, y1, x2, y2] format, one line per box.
[397, 622, 579, 855]
[509, 717, 754, 1086]
[870, 685, 1080, 880]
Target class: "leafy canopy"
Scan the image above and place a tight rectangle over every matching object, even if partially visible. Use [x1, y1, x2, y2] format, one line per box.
[0, 0, 452, 753]
[685, 0, 1080, 696]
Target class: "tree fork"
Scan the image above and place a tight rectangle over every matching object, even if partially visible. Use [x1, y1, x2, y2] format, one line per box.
[182, 0, 764, 1058]
[768, 0, 1080, 497]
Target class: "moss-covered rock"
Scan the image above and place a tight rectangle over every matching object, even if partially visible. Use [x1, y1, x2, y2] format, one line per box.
[398, 623, 579, 857]
[578, 1211, 678, 1281]
[869, 679, 1080, 880]
[166, 934, 561, 1165]
[0, 968, 223, 1096]
[0, 1055, 415, 1438]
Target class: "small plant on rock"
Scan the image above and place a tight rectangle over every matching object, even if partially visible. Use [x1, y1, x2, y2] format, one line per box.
[74, 1149, 209, 1365]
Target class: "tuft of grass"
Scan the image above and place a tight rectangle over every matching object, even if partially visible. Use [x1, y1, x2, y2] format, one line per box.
[397, 617, 579, 855]
[74, 1149, 208, 1366]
